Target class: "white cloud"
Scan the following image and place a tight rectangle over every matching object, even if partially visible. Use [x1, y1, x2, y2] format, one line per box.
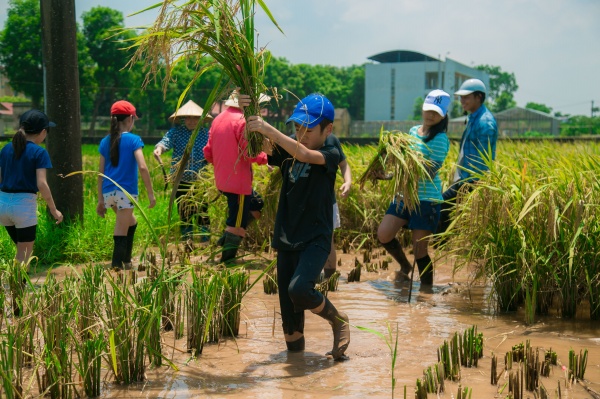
[1, 0, 598, 115]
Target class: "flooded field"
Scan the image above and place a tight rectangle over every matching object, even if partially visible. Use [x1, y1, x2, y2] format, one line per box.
[63, 250, 600, 399]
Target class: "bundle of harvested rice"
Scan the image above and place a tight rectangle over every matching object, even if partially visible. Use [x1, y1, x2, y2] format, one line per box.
[358, 128, 431, 213]
[128, 0, 283, 157]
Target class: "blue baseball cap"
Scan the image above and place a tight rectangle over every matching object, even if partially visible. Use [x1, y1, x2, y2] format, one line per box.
[422, 89, 451, 117]
[286, 93, 335, 128]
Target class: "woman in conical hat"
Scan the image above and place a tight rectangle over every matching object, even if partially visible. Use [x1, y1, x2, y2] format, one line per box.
[154, 100, 213, 248]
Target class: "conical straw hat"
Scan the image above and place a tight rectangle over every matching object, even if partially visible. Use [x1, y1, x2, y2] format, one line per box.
[224, 92, 271, 108]
[169, 100, 213, 123]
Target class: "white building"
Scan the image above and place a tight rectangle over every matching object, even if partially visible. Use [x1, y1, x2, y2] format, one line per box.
[365, 50, 489, 121]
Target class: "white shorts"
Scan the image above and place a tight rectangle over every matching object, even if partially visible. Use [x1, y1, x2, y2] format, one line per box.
[333, 202, 341, 230]
[0, 192, 38, 228]
[103, 190, 138, 210]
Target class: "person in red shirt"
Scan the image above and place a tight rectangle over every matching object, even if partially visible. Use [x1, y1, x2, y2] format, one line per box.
[203, 91, 270, 264]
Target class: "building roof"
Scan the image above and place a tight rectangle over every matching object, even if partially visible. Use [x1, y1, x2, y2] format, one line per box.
[367, 50, 439, 64]
[495, 106, 560, 121]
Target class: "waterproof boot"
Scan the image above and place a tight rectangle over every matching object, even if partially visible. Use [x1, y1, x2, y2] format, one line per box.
[123, 223, 138, 270]
[112, 236, 128, 271]
[285, 336, 305, 352]
[315, 298, 350, 360]
[199, 225, 210, 243]
[380, 238, 413, 276]
[220, 232, 243, 265]
[416, 255, 434, 285]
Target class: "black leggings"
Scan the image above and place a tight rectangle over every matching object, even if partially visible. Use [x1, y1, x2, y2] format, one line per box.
[5, 225, 36, 243]
[277, 241, 330, 336]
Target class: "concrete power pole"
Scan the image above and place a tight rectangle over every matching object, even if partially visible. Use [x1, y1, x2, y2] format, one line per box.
[40, 0, 84, 222]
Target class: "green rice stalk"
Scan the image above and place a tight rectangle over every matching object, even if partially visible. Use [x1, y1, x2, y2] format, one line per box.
[262, 267, 277, 294]
[0, 325, 25, 399]
[37, 275, 78, 399]
[128, 0, 283, 158]
[221, 267, 249, 337]
[73, 334, 104, 398]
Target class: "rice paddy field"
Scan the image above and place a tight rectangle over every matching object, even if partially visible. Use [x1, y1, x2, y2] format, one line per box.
[0, 139, 599, 398]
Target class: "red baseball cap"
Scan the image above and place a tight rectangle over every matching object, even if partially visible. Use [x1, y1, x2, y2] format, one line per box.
[110, 100, 139, 118]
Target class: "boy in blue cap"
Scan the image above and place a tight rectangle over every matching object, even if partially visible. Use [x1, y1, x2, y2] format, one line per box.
[244, 93, 350, 360]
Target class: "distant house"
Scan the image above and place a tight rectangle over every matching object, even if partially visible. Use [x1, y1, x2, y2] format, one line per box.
[364, 50, 489, 121]
[494, 107, 561, 137]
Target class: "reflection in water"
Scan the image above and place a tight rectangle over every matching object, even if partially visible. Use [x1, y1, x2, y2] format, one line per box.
[101, 259, 600, 399]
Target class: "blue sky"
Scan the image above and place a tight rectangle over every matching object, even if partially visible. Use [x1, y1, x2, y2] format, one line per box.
[1, 0, 599, 116]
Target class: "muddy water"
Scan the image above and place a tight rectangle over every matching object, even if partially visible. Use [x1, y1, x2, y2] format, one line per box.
[101, 252, 600, 399]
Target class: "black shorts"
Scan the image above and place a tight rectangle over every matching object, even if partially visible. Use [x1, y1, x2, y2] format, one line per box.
[223, 190, 264, 228]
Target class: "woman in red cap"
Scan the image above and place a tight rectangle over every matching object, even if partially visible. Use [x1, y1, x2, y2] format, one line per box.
[96, 100, 156, 271]
[0, 109, 63, 264]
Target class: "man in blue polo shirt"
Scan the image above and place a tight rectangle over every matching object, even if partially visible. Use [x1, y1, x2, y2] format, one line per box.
[438, 79, 497, 234]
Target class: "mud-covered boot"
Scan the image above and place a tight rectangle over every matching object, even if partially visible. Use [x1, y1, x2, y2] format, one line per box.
[380, 238, 413, 277]
[220, 232, 242, 265]
[315, 298, 350, 360]
[416, 255, 434, 285]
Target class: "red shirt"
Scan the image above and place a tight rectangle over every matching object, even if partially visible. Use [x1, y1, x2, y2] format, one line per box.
[203, 107, 267, 195]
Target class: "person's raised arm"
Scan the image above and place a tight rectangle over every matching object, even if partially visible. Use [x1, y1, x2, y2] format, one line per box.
[36, 168, 63, 224]
[246, 116, 326, 165]
[134, 149, 156, 209]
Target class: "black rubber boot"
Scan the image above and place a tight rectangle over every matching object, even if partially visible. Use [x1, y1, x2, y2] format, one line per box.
[124, 223, 138, 267]
[315, 298, 350, 360]
[380, 238, 413, 276]
[220, 232, 243, 265]
[112, 236, 128, 270]
[285, 336, 305, 352]
[416, 255, 433, 285]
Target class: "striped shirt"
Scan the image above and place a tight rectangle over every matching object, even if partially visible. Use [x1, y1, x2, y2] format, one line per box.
[408, 126, 450, 202]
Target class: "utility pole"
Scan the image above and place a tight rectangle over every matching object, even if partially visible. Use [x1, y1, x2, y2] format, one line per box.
[40, 0, 84, 222]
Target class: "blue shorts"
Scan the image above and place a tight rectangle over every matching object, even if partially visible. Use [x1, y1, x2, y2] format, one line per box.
[223, 190, 264, 229]
[385, 197, 441, 232]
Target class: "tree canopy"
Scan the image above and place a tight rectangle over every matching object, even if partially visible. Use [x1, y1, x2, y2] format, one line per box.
[0, 0, 44, 108]
[476, 64, 518, 112]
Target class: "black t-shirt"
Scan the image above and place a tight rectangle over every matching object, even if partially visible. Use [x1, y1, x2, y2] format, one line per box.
[268, 142, 340, 251]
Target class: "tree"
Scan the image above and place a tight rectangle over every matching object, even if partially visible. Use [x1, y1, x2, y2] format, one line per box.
[525, 102, 552, 114]
[412, 96, 424, 120]
[40, 0, 83, 221]
[449, 100, 464, 119]
[476, 64, 518, 112]
[82, 7, 136, 135]
[0, 0, 43, 108]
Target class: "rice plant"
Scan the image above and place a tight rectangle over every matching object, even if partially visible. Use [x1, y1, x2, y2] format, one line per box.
[129, 0, 283, 157]
[0, 325, 25, 399]
[358, 129, 431, 213]
[221, 267, 249, 337]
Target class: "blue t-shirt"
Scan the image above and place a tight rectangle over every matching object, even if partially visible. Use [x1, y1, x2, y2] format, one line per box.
[0, 141, 52, 193]
[408, 126, 449, 202]
[99, 132, 144, 195]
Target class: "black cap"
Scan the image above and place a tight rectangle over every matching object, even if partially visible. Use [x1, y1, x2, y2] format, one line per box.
[19, 110, 56, 133]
